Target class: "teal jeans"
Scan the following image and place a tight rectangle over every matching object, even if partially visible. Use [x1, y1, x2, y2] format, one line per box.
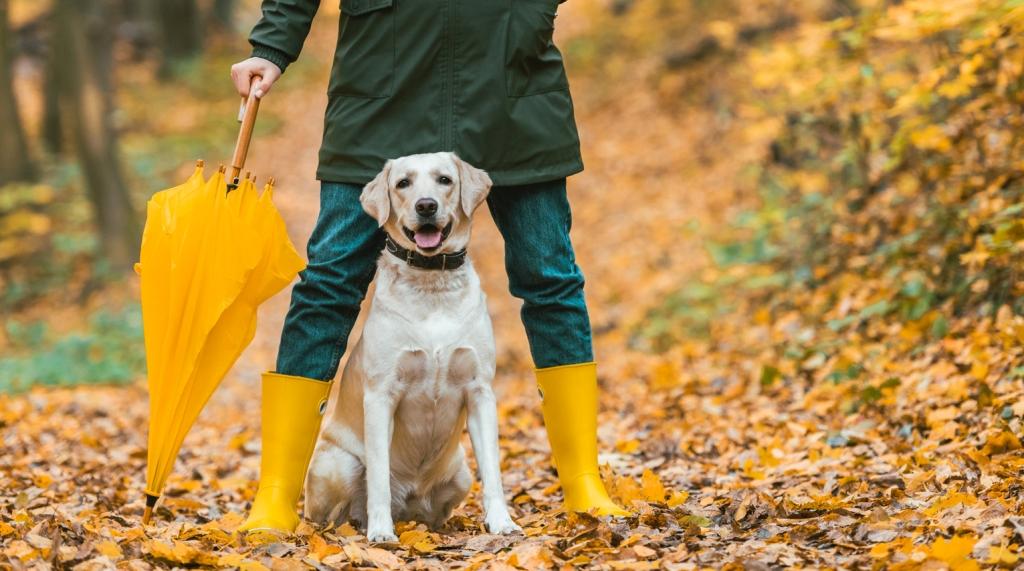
[276, 178, 593, 380]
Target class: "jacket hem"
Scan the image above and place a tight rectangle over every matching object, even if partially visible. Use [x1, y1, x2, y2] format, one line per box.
[315, 156, 584, 188]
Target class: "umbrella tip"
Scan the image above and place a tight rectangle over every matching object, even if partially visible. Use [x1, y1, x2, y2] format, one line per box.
[142, 493, 159, 525]
[218, 164, 226, 174]
[268, 176, 276, 187]
[195, 159, 205, 169]
[245, 171, 252, 180]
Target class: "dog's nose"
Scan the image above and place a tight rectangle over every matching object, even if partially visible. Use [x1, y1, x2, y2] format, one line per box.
[415, 198, 438, 217]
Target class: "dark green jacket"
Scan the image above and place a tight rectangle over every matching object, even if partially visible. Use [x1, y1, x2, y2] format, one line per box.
[249, 0, 583, 186]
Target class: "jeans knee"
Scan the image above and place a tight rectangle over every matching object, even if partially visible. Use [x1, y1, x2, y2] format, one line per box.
[510, 263, 586, 307]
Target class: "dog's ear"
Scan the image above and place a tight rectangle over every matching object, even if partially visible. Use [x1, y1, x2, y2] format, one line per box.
[453, 154, 492, 217]
[360, 160, 393, 226]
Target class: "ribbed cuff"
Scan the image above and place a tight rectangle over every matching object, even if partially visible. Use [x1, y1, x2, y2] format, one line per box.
[250, 43, 292, 73]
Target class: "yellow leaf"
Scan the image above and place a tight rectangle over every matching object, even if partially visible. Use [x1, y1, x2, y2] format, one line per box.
[245, 530, 283, 546]
[0, 522, 14, 537]
[640, 469, 666, 503]
[399, 529, 430, 546]
[229, 431, 253, 450]
[94, 540, 122, 560]
[218, 553, 247, 567]
[981, 431, 1022, 457]
[987, 545, 1019, 566]
[397, 529, 437, 553]
[508, 543, 554, 569]
[706, 20, 737, 48]
[213, 511, 244, 531]
[929, 535, 978, 570]
[611, 474, 644, 505]
[910, 125, 952, 152]
[32, 473, 53, 488]
[3, 540, 35, 562]
[620, 534, 645, 548]
[145, 540, 192, 564]
[924, 492, 978, 516]
[336, 522, 360, 537]
[163, 497, 204, 511]
[650, 360, 681, 390]
[970, 360, 989, 381]
[616, 439, 640, 454]
[412, 540, 437, 553]
[308, 534, 342, 562]
[870, 542, 893, 559]
[667, 490, 689, 507]
[146, 540, 219, 567]
[742, 457, 765, 480]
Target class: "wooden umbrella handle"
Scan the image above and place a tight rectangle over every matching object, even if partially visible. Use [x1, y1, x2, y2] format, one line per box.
[229, 77, 262, 183]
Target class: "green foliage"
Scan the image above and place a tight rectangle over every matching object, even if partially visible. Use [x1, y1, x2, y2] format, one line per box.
[0, 305, 145, 393]
[0, 177, 101, 310]
[637, 282, 733, 347]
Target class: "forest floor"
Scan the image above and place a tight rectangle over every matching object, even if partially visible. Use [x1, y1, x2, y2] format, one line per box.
[4, 3, 1024, 570]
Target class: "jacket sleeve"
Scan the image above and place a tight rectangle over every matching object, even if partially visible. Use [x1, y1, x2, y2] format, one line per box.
[248, 0, 321, 73]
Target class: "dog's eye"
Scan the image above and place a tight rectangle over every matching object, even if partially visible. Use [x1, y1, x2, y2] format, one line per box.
[438, 176, 452, 185]
[396, 178, 411, 189]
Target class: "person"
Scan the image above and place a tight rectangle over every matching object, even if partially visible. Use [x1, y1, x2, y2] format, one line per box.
[232, 0, 627, 534]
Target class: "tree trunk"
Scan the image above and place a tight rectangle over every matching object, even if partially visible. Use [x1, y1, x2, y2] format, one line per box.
[156, 0, 202, 77]
[209, 0, 236, 33]
[41, 34, 63, 155]
[0, 0, 37, 184]
[54, 0, 140, 270]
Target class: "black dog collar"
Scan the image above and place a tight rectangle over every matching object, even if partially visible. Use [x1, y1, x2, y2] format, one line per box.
[385, 234, 467, 271]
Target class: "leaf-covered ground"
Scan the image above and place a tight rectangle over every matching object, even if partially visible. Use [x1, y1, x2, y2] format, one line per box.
[5, 1, 1024, 569]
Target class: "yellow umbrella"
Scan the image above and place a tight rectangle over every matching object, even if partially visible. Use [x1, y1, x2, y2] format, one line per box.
[137, 87, 305, 523]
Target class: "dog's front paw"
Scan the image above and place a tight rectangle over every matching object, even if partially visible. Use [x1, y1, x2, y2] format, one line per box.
[366, 527, 398, 543]
[485, 512, 522, 535]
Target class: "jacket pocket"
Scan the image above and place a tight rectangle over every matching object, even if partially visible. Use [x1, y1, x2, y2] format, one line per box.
[505, 0, 569, 97]
[332, 0, 395, 98]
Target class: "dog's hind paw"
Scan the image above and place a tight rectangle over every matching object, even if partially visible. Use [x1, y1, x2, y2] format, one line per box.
[485, 513, 522, 535]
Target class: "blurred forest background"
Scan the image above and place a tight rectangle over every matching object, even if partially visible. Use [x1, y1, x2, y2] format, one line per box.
[5, 0, 1024, 567]
[1, 0, 263, 390]
[5, 0, 1024, 395]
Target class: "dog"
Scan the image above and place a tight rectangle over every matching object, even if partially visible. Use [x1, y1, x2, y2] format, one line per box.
[304, 152, 521, 541]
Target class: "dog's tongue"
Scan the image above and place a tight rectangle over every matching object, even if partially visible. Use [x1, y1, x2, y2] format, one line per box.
[414, 228, 443, 249]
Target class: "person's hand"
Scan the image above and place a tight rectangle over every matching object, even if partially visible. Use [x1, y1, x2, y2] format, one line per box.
[230, 57, 282, 99]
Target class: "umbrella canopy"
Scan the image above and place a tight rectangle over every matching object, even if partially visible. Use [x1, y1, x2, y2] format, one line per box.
[138, 88, 305, 523]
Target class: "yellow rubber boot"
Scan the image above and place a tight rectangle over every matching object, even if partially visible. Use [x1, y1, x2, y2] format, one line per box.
[536, 362, 629, 516]
[239, 372, 331, 534]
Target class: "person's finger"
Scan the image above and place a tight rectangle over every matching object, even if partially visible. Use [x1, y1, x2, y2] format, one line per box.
[254, 73, 269, 99]
[231, 65, 253, 98]
[254, 67, 281, 99]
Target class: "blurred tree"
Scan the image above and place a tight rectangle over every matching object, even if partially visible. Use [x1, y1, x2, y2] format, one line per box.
[54, 0, 140, 270]
[41, 40, 62, 154]
[209, 0, 236, 32]
[0, 0, 37, 184]
[156, 0, 202, 77]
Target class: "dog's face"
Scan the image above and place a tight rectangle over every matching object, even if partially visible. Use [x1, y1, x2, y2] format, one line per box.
[360, 152, 493, 255]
